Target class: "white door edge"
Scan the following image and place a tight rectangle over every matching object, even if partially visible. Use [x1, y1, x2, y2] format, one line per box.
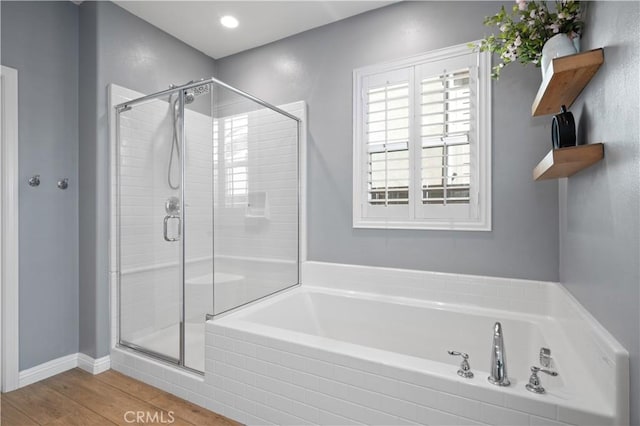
[1, 65, 20, 392]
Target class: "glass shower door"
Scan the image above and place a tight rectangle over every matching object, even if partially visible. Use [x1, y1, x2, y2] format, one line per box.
[117, 93, 183, 363]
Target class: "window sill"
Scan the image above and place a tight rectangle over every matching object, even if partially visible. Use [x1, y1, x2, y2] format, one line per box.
[353, 219, 491, 232]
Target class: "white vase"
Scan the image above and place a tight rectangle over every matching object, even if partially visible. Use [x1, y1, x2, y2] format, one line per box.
[541, 33, 578, 79]
[572, 35, 581, 53]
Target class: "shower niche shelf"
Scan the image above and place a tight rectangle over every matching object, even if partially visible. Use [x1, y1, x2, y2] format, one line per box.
[533, 143, 604, 181]
[532, 48, 604, 117]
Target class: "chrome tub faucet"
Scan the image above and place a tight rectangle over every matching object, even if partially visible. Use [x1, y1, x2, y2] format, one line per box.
[488, 322, 511, 386]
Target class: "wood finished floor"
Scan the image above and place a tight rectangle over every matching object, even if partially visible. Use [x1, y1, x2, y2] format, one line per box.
[0, 368, 242, 426]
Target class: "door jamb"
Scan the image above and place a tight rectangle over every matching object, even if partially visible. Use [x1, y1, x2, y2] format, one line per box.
[1, 65, 20, 392]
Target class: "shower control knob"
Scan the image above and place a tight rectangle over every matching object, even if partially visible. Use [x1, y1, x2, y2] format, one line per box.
[165, 196, 181, 215]
[57, 178, 69, 190]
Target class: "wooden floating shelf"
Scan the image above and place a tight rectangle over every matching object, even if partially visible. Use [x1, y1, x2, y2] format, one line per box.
[532, 48, 604, 117]
[533, 143, 604, 181]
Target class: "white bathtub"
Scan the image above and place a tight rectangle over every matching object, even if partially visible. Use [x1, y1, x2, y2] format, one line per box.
[206, 262, 629, 426]
[227, 290, 555, 382]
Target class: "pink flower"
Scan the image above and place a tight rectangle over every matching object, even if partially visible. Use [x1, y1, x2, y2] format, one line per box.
[548, 23, 561, 33]
[516, 0, 527, 11]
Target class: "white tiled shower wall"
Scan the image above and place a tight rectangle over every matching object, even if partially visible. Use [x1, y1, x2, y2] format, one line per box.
[213, 108, 299, 261]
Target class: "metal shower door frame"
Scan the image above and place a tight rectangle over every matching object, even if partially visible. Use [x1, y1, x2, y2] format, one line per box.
[114, 86, 190, 371]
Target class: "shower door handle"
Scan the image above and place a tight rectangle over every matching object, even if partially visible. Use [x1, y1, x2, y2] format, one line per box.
[163, 215, 181, 242]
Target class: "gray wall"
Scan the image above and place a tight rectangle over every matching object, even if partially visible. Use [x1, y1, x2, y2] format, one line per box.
[78, 0, 99, 362]
[78, 1, 216, 359]
[558, 2, 640, 424]
[1, 1, 79, 370]
[216, 1, 559, 281]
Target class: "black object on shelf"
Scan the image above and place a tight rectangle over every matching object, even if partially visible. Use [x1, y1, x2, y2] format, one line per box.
[551, 105, 576, 149]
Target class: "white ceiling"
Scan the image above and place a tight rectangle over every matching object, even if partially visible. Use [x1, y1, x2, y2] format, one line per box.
[113, 1, 395, 59]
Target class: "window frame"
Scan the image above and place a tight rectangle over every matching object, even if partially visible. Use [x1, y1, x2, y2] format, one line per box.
[353, 42, 492, 231]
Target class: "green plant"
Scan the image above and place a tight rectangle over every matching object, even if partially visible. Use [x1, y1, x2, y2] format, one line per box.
[474, 0, 584, 78]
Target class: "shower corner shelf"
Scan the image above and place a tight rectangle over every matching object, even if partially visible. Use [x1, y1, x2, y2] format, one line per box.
[531, 48, 604, 117]
[533, 143, 604, 181]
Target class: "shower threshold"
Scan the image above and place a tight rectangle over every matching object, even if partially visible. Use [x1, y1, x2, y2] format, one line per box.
[127, 322, 205, 372]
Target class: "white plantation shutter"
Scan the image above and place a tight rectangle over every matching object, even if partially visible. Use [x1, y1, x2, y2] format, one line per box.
[366, 81, 411, 206]
[420, 69, 472, 206]
[353, 43, 491, 230]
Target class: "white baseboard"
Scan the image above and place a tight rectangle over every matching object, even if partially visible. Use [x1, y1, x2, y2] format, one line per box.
[77, 353, 111, 375]
[18, 354, 79, 388]
[18, 353, 111, 388]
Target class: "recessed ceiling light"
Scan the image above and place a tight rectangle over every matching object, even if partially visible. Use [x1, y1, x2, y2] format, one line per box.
[220, 15, 239, 29]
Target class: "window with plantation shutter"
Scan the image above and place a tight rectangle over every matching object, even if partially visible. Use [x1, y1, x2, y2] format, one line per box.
[353, 43, 491, 230]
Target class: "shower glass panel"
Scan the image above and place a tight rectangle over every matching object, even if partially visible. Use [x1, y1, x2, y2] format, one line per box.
[117, 93, 182, 364]
[212, 85, 300, 315]
[183, 85, 214, 372]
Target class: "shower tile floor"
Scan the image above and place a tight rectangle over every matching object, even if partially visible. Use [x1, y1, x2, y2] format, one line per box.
[131, 322, 205, 371]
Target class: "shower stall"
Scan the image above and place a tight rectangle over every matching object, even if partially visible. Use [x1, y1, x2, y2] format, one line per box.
[112, 78, 301, 373]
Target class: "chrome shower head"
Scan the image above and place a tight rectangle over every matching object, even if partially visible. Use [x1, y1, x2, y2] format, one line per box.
[169, 80, 209, 105]
[184, 83, 209, 104]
